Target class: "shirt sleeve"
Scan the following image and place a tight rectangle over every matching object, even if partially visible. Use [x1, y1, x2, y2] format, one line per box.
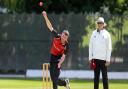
[89, 32, 94, 61]
[106, 33, 112, 62]
[64, 43, 69, 55]
[51, 30, 60, 38]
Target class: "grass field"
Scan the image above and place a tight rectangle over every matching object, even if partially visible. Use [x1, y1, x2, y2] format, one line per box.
[0, 78, 128, 89]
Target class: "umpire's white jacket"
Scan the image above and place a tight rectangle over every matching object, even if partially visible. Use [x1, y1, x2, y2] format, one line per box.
[89, 29, 112, 62]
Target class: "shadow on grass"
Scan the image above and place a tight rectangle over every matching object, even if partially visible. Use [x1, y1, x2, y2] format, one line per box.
[0, 78, 128, 84]
[70, 79, 128, 84]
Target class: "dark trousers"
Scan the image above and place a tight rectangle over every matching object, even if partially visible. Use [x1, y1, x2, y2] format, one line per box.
[50, 61, 66, 89]
[94, 59, 108, 89]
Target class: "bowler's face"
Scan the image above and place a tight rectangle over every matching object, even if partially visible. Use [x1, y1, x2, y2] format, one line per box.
[61, 32, 69, 42]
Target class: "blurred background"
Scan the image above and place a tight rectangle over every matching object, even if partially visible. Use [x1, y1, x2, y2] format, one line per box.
[0, 0, 128, 75]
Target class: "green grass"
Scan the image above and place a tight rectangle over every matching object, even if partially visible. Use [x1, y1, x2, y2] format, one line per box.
[0, 78, 128, 89]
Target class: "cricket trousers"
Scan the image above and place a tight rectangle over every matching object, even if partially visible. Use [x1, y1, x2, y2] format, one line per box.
[94, 59, 108, 89]
[50, 61, 66, 89]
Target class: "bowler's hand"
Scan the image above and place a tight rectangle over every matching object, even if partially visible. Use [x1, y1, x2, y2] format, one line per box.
[105, 61, 110, 67]
[58, 63, 61, 69]
[42, 11, 47, 17]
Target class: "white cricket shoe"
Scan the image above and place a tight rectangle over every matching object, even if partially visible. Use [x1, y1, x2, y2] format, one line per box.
[65, 79, 70, 89]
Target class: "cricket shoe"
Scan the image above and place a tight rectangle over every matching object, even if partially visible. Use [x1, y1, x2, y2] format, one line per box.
[65, 79, 70, 89]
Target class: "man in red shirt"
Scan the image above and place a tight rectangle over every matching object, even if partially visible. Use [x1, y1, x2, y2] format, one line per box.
[42, 11, 70, 89]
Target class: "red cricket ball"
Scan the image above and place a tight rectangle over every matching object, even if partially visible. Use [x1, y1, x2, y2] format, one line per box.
[39, 2, 43, 6]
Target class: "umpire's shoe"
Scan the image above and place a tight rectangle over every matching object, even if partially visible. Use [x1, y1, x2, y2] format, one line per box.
[65, 79, 70, 89]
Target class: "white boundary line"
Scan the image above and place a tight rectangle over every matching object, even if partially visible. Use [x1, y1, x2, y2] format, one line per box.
[26, 70, 128, 79]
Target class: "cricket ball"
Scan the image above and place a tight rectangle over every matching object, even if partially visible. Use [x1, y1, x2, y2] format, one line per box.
[39, 2, 43, 6]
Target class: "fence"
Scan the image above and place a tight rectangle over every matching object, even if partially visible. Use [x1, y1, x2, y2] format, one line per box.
[0, 13, 128, 73]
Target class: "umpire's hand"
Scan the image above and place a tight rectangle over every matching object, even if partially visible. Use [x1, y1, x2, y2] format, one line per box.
[105, 61, 110, 67]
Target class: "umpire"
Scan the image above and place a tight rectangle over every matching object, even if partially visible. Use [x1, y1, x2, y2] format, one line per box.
[89, 17, 112, 89]
[42, 11, 70, 89]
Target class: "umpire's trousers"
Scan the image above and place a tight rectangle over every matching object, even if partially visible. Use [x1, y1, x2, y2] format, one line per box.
[50, 61, 66, 89]
[94, 59, 108, 89]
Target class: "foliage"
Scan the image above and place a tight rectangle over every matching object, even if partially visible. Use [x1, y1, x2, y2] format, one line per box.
[0, 0, 128, 14]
